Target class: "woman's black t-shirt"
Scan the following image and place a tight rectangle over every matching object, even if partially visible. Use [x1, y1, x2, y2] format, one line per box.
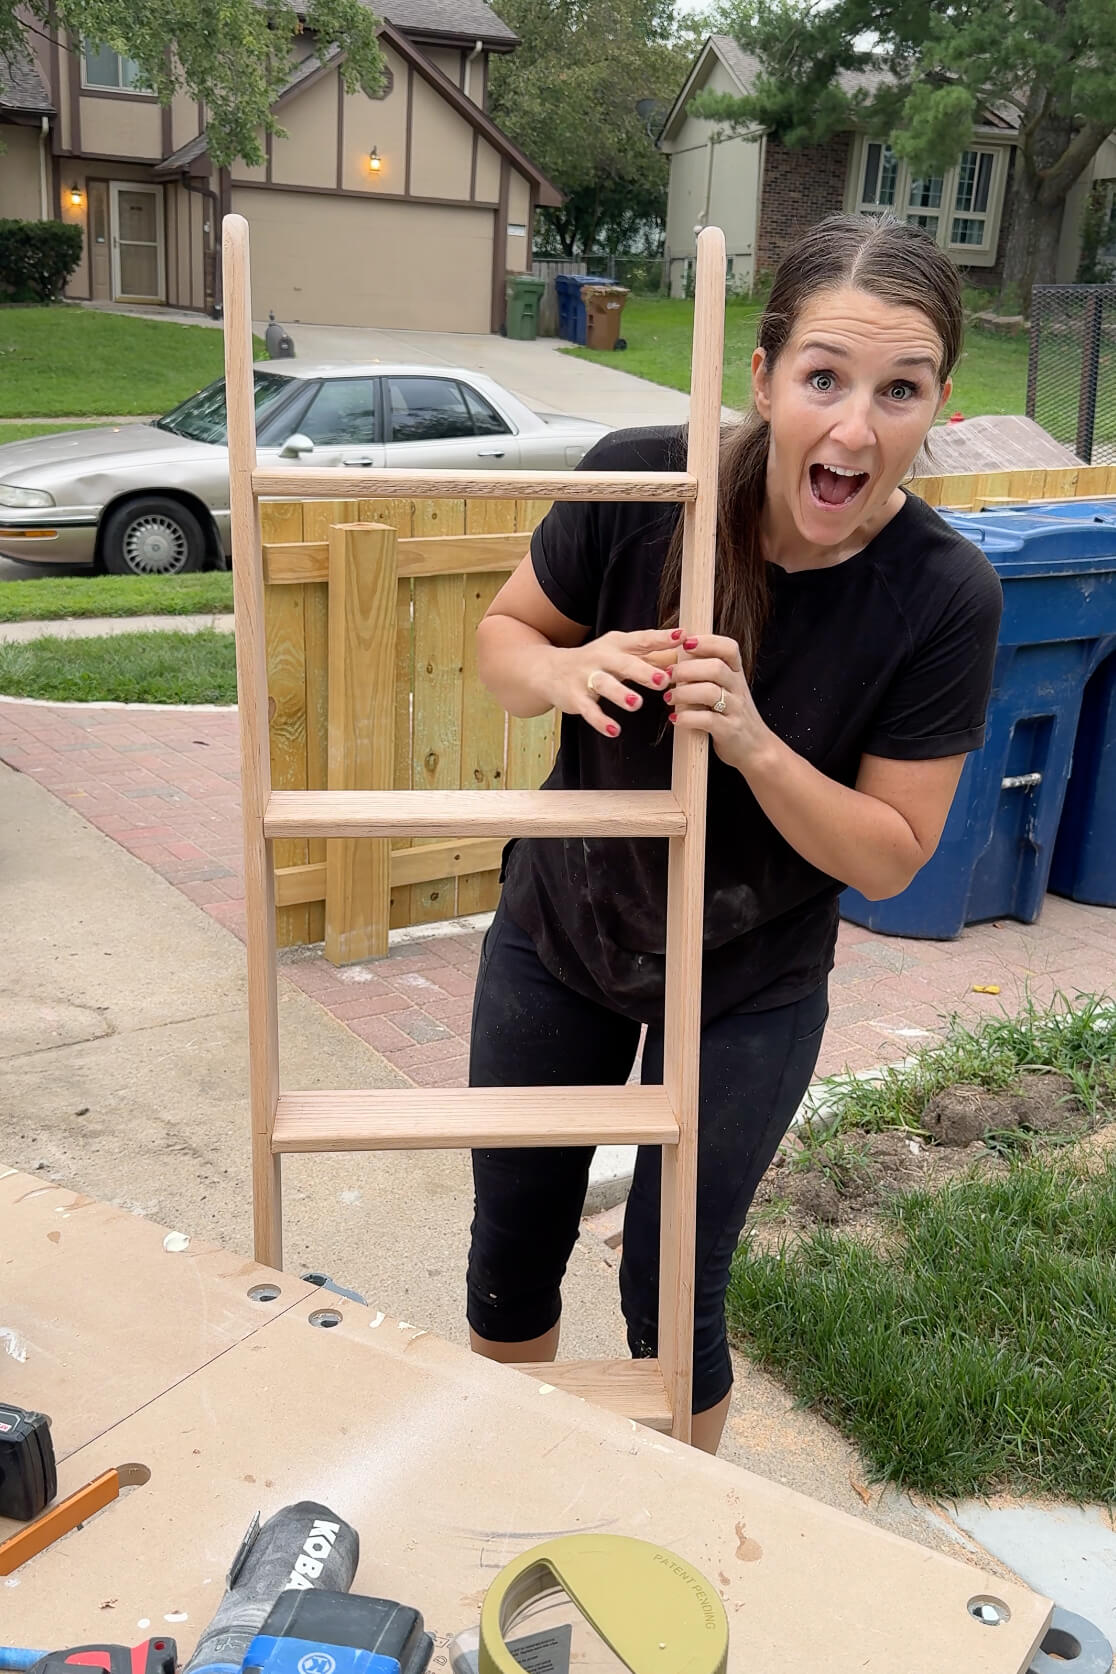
[500, 427, 1004, 1024]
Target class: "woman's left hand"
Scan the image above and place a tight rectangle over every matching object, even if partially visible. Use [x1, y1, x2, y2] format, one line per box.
[665, 634, 773, 775]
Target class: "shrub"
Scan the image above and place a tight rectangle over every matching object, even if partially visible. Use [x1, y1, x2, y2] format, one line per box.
[0, 220, 84, 304]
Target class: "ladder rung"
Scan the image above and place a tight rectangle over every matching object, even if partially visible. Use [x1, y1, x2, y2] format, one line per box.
[252, 467, 698, 502]
[264, 790, 686, 840]
[272, 1087, 679, 1152]
[513, 1359, 672, 1432]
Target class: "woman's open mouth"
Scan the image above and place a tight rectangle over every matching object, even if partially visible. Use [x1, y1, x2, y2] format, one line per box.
[809, 463, 869, 508]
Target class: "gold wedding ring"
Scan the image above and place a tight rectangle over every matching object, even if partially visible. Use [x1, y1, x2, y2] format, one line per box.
[587, 669, 605, 695]
[713, 687, 727, 714]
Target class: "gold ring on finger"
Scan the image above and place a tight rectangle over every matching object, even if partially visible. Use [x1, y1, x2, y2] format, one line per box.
[713, 687, 728, 714]
[587, 669, 605, 695]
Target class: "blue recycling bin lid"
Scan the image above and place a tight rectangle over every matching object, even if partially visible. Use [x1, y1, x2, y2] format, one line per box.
[943, 511, 1116, 576]
[1001, 498, 1116, 524]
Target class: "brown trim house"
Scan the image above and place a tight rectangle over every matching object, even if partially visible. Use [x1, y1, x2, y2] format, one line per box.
[0, 0, 559, 332]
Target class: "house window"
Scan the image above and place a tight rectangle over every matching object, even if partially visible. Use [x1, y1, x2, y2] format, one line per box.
[859, 142, 898, 212]
[82, 42, 144, 91]
[950, 149, 995, 247]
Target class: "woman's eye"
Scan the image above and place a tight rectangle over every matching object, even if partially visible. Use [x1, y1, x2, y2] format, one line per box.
[888, 381, 917, 401]
[808, 371, 836, 393]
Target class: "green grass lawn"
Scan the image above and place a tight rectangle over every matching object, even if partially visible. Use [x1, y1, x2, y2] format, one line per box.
[0, 629, 237, 703]
[729, 1153, 1116, 1501]
[0, 307, 265, 418]
[728, 995, 1116, 1501]
[0, 421, 110, 443]
[0, 573, 234, 623]
[567, 296, 1034, 421]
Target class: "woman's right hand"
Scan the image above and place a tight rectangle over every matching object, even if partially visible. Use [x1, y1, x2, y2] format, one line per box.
[542, 629, 683, 739]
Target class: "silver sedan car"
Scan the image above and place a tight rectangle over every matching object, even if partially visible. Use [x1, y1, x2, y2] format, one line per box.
[0, 364, 609, 575]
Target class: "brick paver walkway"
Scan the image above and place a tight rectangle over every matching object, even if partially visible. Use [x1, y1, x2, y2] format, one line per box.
[4, 697, 1115, 1088]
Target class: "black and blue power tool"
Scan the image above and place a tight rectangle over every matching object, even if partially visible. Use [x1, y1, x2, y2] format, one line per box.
[182, 1503, 432, 1674]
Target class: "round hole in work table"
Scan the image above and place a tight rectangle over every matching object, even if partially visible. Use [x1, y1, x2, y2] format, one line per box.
[248, 1283, 281, 1303]
[309, 1308, 343, 1329]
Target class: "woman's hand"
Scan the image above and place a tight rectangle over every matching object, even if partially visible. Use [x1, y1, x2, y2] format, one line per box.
[543, 628, 686, 739]
[664, 634, 775, 773]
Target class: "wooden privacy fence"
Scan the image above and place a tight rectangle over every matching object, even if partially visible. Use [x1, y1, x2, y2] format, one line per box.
[262, 463, 1116, 960]
[261, 494, 557, 961]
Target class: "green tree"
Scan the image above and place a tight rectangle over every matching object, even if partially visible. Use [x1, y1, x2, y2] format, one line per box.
[488, 0, 693, 256]
[3, 0, 385, 168]
[693, 0, 1116, 305]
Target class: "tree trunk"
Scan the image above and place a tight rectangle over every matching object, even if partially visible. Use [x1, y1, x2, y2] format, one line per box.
[1000, 173, 1067, 308]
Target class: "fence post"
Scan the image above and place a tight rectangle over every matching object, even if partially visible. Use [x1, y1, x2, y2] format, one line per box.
[1075, 290, 1102, 464]
[1026, 290, 1042, 421]
[325, 522, 398, 965]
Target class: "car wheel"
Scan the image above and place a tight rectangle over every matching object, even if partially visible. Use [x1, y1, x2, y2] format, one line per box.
[102, 496, 206, 576]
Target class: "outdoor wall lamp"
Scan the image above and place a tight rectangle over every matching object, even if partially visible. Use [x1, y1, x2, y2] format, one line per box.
[68, 183, 84, 209]
[368, 146, 382, 173]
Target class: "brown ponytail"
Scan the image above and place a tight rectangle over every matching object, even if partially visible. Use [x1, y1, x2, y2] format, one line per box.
[658, 212, 965, 675]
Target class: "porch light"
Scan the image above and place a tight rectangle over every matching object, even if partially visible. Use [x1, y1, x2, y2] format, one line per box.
[368, 146, 382, 174]
[68, 183, 84, 209]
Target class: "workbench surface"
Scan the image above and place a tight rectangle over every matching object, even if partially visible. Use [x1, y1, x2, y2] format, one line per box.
[0, 1168, 1051, 1672]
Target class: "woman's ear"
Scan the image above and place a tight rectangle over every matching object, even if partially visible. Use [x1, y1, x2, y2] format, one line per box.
[934, 377, 954, 420]
[752, 348, 771, 421]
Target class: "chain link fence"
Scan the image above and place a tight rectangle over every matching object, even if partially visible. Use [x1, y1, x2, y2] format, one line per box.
[1027, 284, 1116, 464]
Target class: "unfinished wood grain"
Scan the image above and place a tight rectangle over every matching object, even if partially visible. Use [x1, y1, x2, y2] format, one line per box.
[392, 567, 417, 929]
[513, 1359, 672, 1432]
[458, 569, 506, 914]
[223, 214, 282, 1267]
[274, 838, 506, 909]
[324, 524, 397, 964]
[265, 789, 686, 839]
[411, 567, 466, 924]
[262, 500, 309, 950]
[303, 575, 329, 944]
[254, 466, 698, 501]
[271, 1085, 679, 1151]
[264, 532, 528, 586]
[302, 499, 360, 949]
[659, 226, 725, 1443]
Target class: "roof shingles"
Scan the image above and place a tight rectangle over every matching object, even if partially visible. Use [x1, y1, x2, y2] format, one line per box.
[0, 50, 53, 115]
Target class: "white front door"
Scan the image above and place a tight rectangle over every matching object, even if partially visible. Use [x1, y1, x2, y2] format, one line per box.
[110, 182, 165, 303]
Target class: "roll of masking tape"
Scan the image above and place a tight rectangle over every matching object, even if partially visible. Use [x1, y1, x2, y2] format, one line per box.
[477, 1535, 729, 1674]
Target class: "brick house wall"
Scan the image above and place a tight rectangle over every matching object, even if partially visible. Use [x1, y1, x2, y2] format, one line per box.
[755, 131, 852, 277]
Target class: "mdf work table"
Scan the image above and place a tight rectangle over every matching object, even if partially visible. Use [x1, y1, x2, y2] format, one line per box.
[0, 1168, 1051, 1672]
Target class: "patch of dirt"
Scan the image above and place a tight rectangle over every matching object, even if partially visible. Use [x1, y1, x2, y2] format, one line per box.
[923, 1070, 1088, 1146]
[754, 1071, 1096, 1233]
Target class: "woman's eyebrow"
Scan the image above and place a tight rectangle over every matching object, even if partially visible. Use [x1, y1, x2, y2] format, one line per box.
[799, 338, 938, 375]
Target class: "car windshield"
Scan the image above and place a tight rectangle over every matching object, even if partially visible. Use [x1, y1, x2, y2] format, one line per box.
[155, 372, 295, 444]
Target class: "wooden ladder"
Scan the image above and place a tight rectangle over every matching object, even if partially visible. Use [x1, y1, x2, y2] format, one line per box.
[222, 216, 726, 1444]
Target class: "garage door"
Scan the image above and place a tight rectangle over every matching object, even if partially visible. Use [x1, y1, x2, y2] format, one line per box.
[232, 188, 495, 331]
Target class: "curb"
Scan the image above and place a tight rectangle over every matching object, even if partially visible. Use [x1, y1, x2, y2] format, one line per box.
[0, 614, 234, 643]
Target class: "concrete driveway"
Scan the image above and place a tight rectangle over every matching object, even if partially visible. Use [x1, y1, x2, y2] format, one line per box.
[274, 319, 700, 431]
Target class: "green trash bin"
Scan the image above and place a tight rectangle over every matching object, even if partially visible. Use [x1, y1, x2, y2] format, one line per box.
[505, 273, 545, 340]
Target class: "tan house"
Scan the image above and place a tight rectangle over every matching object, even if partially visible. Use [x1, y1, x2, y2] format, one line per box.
[659, 35, 1116, 297]
[0, 0, 559, 331]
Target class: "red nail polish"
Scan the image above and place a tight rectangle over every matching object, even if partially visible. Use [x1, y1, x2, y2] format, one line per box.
[683, 638, 699, 651]
[670, 629, 682, 641]
[606, 723, 620, 737]
[668, 713, 678, 724]
[625, 693, 639, 708]
[652, 671, 665, 686]
[663, 691, 673, 704]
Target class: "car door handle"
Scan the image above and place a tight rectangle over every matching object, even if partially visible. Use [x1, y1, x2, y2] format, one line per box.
[476, 449, 505, 458]
[341, 456, 376, 467]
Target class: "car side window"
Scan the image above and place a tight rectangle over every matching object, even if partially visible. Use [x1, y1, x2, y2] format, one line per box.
[388, 377, 475, 443]
[298, 379, 378, 446]
[462, 384, 511, 437]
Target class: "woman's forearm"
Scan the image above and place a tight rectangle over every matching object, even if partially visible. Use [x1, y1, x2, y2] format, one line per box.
[476, 613, 562, 717]
[742, 733, 926, 900]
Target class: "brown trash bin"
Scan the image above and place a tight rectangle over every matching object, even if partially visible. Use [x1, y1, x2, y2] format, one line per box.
[580, 283, 630, 350]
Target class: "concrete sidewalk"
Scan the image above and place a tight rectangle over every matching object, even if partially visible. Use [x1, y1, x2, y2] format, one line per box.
[0, 613, 235, 642]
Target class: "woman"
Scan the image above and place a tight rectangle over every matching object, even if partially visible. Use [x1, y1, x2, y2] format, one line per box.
[466, 213, 1003, 1453]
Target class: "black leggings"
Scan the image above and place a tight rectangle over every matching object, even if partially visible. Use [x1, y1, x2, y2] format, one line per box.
[466, 905, 828, 1413]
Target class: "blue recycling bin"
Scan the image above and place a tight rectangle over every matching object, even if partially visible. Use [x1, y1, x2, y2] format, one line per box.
[841, 514, 1116, 937]
[997, 496, 1116, 907]
[554, 272, 613, 345]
